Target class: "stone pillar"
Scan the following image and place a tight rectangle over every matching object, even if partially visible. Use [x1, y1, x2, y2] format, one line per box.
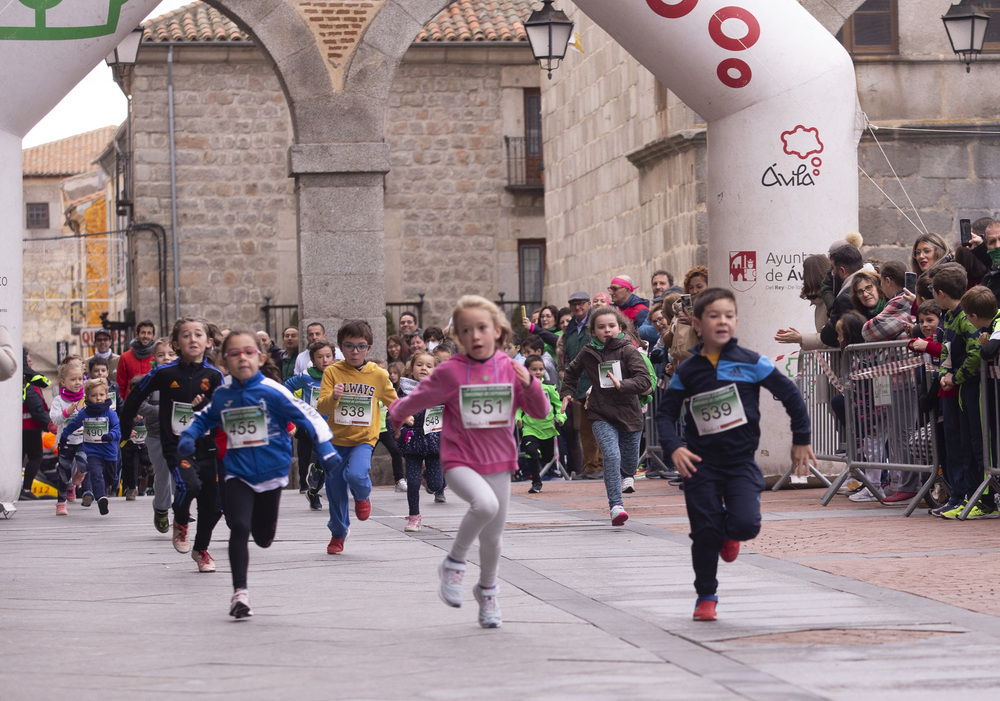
[0, 129, 22, 505]
[290, 142, 391, 350]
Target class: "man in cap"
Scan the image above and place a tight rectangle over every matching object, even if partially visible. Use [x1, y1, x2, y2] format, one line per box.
[86, 328, 119, 382]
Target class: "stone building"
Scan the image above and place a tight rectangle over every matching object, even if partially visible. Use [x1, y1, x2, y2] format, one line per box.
[126, 1, 545, 333]
[542, 0, 1000, 308]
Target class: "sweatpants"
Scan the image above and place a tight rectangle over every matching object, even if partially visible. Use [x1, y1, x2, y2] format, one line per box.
[379, 427, 405, 483]
[683, 459, 765, 598]
[225, 477, 281, 591]
[445, 467, 510, 589]
[405, 456, 443, 516]
[145, 434, 175, 512]
[172, 455, 223, 552]
[324, 443, 373, 538]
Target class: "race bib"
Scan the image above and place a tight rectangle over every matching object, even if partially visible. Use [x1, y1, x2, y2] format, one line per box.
[424, 405, 444, 434]
[82, 417, 108, 443]
[132, 424, 148, 445]
[308, 386, 320, 408]
[689, 384, 748, 435]
[171, 401, 194, 436]
[599, 360, 622, 388]
[221, 406, 270, 449]
[334, 393, 374, 426]
[108, 391, 117, 406]
[460, 384, 513, 429]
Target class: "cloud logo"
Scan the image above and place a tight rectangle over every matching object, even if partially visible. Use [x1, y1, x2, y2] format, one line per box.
[781, 126, 823, 159]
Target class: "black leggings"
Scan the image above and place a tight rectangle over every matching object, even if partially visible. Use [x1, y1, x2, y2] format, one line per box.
[225, 478, 281, 591]
[172, 455, 223, 552]
[21, 428, 43, 491]
[520, 435, 554, 484]
[379, 428, 405, 482]
[405, 456, 443, 516]
[296, 431, 314, 488]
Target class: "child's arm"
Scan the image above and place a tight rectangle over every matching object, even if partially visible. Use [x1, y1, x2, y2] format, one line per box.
[119, 368, 160, 438]
[316, 366, 344, 416]
[545, 385, 566, 424]
[656, 375, 700, 476]
[609, 347, 653, 395]
[954, 322, 982, 385]
[59, 411, 86, 448]
[983, 328, 1000, 361]
[388, 370, 452, 426]
[559, 353, 585, 412]
[103, 411, 121, 444]
[178, 397, 222, 456]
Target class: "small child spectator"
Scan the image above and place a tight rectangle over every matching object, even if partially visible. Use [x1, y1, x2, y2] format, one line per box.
[516, 355, 565, 493]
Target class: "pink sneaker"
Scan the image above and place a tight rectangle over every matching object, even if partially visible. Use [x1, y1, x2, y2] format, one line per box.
[55, 502, 68, 516]
[66, 485, 76, 502]
[404, 514, 422, 532]
[72, 470, 86, 487]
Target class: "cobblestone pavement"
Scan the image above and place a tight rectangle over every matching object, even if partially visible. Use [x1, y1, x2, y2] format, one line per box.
[2, 475, 1000, 700]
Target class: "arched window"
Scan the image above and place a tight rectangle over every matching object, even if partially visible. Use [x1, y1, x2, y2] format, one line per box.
[837, 0, 897, 56]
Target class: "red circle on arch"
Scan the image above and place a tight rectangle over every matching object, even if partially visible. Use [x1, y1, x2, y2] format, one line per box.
[646, 0, 698, 19]
[717, 58, 751, 88]
[709, 7, 760, 51]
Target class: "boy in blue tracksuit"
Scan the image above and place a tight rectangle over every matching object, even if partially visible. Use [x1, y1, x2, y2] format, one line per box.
[656, 289, 814, 622]
[60, 377, 121, 516]
[179, 330, 340, 619]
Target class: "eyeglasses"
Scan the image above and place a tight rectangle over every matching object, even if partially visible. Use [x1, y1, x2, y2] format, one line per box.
[858, 284, 877, 295]
[342, 343, 370, 353]
[607, 286, 622, 292]
[224, 347, 260, 359]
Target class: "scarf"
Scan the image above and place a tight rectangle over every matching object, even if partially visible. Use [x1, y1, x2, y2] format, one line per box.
[94, 348, 112, 360]
[59, 386, 84, 403]
[130, 337, 154, 360]
[589, 333, 625, 351]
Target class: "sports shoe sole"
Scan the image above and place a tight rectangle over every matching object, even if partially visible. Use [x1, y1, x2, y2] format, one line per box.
[611, 510, 629, 527]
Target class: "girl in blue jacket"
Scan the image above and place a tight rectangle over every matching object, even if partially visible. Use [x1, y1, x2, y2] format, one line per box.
[179, 330, 341, 619]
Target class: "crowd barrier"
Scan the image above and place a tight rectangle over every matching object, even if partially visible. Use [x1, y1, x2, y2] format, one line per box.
[811, 340, 940, 517]
[966, 359, 1000, 518]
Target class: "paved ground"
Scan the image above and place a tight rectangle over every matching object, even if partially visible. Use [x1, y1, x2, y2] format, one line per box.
[3, 475, 1000, 700]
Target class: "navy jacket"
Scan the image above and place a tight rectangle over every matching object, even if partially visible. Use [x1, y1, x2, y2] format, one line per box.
[656, 338, 810, 465]
[61, 399, 121, 460]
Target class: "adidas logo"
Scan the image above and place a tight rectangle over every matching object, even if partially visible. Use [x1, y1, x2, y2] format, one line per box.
[170, 381, 180, 388]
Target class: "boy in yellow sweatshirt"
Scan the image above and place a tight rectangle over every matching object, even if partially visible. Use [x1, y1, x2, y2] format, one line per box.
[316, 320, 398, 554]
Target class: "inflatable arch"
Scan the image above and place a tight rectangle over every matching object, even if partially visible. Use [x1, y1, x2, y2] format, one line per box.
[1, 0, 860, 503]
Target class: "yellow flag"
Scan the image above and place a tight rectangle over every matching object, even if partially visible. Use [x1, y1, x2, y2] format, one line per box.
[570, 32, 584, 54]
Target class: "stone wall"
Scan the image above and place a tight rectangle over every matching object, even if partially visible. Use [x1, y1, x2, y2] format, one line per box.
[130, 45, 298, 331]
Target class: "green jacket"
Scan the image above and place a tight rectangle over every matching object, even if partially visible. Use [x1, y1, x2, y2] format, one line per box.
[562, 315, 592, 400]
[941, 306, 981, 387]
[516, 382, 565, 440]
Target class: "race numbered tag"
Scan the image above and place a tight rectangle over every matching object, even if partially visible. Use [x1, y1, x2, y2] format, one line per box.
[308, 386, 320, 408]
[335, 393, 373, 426]
[689, 383, 748, 436]
[598, 360, 622, 388]
[221, 406, 270, 449]
[132, 425, 148, 445]
[109, 391, 117, 406]
[82, 418, 108, 443]
[171, 401, 194, 436]
[424, 405, 444, 434]
[460, 384, 513, 429]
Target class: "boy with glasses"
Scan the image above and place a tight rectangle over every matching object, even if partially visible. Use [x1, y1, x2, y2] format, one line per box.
[316, 320, 398, 554]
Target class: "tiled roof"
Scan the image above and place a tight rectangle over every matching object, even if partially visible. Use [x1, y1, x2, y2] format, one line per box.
[142, 0, 529, 44]
[22, 126, 118, 177]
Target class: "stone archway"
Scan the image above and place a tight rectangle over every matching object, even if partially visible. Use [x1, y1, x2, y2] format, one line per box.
[202, 0, 452, 343]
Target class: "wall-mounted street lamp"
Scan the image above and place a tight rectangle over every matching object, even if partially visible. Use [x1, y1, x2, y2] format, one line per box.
[524, 1, 575, 79]
[105, 27, 144, 94]
[942, 2, 990, 73]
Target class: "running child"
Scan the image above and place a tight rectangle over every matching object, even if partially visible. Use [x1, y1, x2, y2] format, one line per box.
[59, 377, 121, 515]
[121, 376, 153, 501]
[138, 338, 179, 533]
[120, 318, 225, 572]
[560, 306, 651, 525]
[656, 289, 814, 622]
[285, 340, 337, 510]
[389, 295, 548, 628]
[396, 351, 444, 532]
[517, 355, 565, 494]
[49, 357, 89, 511]
[88, 356, 122, 495]
[179, 329, 340, 619]
[316, 319, 398, 555]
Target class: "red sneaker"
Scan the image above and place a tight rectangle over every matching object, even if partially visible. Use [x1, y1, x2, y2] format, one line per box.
[720, 539, 740, 563]
[327, 536, 345, 554]
[693, 599, 717, 621]
[355, 498, 371, 521]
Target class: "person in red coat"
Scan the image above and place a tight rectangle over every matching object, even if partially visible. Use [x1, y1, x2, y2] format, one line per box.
[117, 320, 157, 401]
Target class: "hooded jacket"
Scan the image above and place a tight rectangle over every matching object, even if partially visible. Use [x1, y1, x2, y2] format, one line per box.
[560, 335, 651, 432]
[22, 371, 51, 430]
[317, 360, 398, 447]
[183, 371, 335, 486]
[388, 350, 549, 474]
[616, 293, 650, 327]
[285, 366, 327, 416]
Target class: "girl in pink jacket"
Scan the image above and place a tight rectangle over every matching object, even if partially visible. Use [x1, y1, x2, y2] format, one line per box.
[390, 295, 548, 629]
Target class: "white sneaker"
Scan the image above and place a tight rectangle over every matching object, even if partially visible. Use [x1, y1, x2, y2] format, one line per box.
[229, 588, 253, 619]
[622, 477, 635, 494]
[395, 478, 408, 493]
[610, 504, 629, 526]
[848, 487, 879, 503]
[404, 514, 422, 532]
[438, 557, 466, 607]
[473, 584, 502, 628]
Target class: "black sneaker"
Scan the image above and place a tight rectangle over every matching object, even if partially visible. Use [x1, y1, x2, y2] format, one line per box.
[528, 482, 542, 494]
[434, 491, 446, 503]
[306, 462, 324, 493]
[98, 497, 109, 515]
[154, 509, 170, 533]
[19, 489, 38, 501]
[308, 492, 323, 511]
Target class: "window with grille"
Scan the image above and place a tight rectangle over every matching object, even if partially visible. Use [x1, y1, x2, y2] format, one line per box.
[26, 202, 49, 229]
[837, 0, 897, 55]
[519, 240, 545, 306]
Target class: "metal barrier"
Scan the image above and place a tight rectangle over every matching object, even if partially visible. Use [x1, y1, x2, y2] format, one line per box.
[818, 340, 940, 516]
[639, 383, 672, 475]
[772, 349, 840, 490]
[965, 360, 1000, 518]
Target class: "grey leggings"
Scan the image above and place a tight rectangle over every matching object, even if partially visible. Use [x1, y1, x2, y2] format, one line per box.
[445, 467, 510, 589]
[145, 433, 175, 512]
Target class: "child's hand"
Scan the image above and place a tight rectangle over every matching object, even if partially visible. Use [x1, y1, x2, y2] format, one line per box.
[606, 369, 621, 390]
[980, 332, 990, 346]
[516, 419, 523, 428]
[791, 443, 816, 477]
[671, 447, 701, 477]
[191, 394, 205, 408]
[76, 399, 86, 410]
[512, 361, 532, 388]
[940, 373, 955, 391]
[910, 338, 928, 352]
[332, 383, 345, 401]
[560, 396, 571, 413]
[404, 416, 414, 426]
